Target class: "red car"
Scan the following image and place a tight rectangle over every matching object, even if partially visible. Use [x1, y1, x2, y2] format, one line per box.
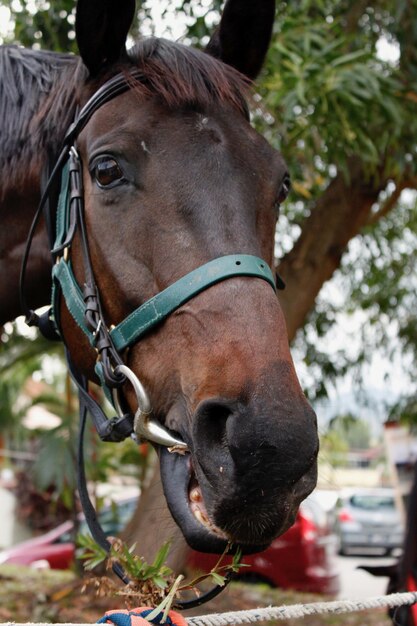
[0, 499, 135, 570]
[0, 494, 339, 595]
[0, 520, 75, 570]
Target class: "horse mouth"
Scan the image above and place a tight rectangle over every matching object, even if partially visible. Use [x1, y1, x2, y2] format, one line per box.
[188, 470, 228, 539]
[158, 446, 270, 554]
[159, 446, 231, 552]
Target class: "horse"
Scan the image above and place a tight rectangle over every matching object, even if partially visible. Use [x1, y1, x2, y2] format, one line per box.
[0, 0, 319, 559]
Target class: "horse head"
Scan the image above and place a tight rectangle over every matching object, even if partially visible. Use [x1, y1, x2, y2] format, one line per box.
[53, 0, 318, 553]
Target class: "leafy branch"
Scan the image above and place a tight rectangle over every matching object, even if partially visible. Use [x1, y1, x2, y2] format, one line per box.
[77, 535, 246, 613]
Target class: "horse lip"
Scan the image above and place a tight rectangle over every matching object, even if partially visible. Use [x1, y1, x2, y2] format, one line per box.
[158, 446, 269, 554]
[158, 446, 229, 552]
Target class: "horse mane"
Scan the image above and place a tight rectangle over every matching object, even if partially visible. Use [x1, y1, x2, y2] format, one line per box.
[126, 38, 250, 115]
[0, 39, 250, 200]
[0, 45, 83, 198]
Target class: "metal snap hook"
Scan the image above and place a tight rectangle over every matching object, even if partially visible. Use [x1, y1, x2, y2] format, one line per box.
[114, 364, 188, 451]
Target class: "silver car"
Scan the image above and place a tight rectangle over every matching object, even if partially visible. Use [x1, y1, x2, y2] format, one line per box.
[334, 488, 404, 555]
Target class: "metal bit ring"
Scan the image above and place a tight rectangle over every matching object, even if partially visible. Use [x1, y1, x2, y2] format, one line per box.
[114, 364, 188, 450]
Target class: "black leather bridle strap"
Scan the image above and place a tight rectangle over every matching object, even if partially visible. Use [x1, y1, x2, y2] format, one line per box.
[67, 351, 133, 443]
[77, 379, 130, 584]
[66, 147, 126, 389]
[64, 70, 143, 146]
[19, 146, 68, 328]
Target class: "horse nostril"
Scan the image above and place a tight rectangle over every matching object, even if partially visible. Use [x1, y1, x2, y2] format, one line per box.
[193, 399, 234, 450]
[192, 399, 237, 481]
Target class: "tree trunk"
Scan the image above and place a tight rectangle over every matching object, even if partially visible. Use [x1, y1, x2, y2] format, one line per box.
[278, 160, 388, 341]
[121, 458, 188, 572]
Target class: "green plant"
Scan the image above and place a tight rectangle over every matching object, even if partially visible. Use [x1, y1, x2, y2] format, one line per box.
[76, 535, 245, 613]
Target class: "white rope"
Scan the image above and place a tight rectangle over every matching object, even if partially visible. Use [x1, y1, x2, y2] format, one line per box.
[3, 591, 417, 626]
[186, 591, 417, 626]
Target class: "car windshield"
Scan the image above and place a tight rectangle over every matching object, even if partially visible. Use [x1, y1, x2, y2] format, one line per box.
[349, 494, 395, 510]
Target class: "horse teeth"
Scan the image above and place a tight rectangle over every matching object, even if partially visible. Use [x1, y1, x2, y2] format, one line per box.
[194, 508, 209, 526]
[190, 487, 202, 502]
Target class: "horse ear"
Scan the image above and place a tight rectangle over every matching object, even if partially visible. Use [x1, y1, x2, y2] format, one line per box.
[75, 0, 136, 76]
[206, 0, 275, 80]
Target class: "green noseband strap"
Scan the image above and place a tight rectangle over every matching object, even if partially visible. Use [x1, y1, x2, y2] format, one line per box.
[109, 254, 276, 352]
[53, 253, 276, 352]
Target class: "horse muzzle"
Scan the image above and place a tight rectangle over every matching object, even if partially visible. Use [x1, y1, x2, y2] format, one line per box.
[158, 393, 319, 553]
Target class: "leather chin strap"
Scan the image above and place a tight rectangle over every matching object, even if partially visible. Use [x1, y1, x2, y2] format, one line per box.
[19, 68, 284, 609]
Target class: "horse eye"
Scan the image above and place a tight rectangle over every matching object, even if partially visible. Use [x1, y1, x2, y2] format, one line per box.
[92, 156, 124, 188]
[277, 174, 291, 205]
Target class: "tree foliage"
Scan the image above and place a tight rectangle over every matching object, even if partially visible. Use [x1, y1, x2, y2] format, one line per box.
[0, 323, 61, 434]
[264, 1, 417, 406]
[263, 1, 416, 179]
